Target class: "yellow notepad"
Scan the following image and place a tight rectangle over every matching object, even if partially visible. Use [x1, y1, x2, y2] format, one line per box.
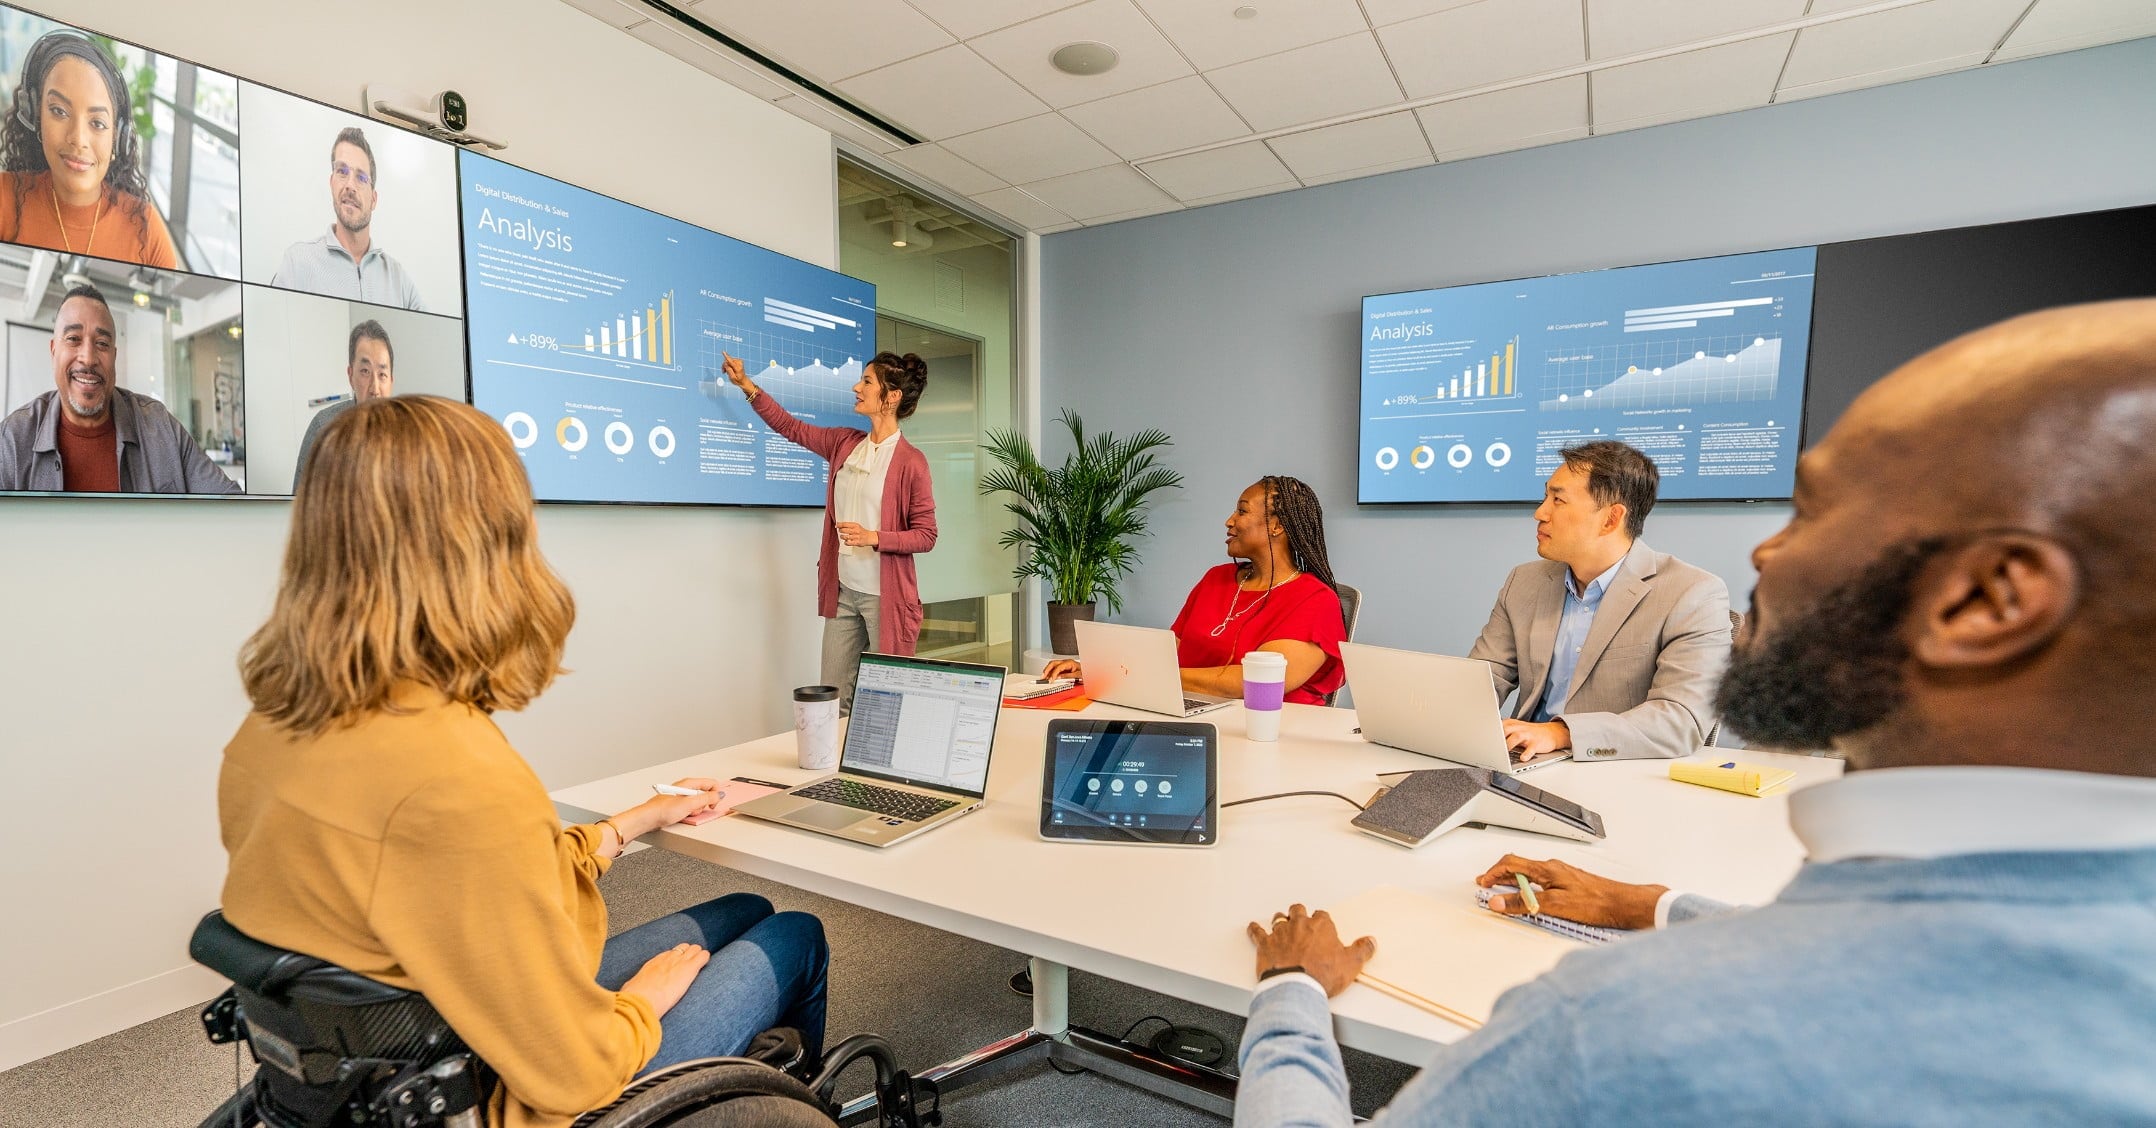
[1670, 760, 1796, 797]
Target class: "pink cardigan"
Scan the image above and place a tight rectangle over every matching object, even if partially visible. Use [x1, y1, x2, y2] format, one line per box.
[753, 391, 938, 655]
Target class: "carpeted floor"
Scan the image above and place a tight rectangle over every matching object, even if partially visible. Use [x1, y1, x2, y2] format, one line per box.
[0, 848, 1418, 1126]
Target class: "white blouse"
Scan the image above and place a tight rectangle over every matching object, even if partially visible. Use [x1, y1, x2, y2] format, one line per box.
[834, 430, 899, 595]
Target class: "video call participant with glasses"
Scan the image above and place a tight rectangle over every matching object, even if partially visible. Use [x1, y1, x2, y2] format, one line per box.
[0, 30, 179, 268]
[723, 349, 937, 714]
[1046, 475, 1347, 705]
[219, 396, 829, 1127]
[272, 126, 428, 311]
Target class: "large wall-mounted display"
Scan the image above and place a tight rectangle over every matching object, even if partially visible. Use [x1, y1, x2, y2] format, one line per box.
[1359, 248, 1816, 504]
[459, 152, 873, 506]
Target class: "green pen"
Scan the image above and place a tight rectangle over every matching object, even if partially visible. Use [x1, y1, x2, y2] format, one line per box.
[1512, 872, 1540, 915]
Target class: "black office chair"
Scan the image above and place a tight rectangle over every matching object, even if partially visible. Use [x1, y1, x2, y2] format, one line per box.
[1703, 608, 1743, 748]
[189, 911, 937, 1128]
[1325, 581, 1365, 707]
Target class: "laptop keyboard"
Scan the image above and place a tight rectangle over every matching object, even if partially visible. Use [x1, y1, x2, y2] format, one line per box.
[1183, 697, 1217, 713]
[794, 777, 959, 822]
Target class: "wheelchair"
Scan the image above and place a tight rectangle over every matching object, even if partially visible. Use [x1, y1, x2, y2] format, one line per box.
[189, 911, 939, 1128]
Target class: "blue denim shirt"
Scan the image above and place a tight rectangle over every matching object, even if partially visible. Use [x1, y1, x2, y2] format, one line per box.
[1530, 557, 1622, 723]
[1236, 846, 2156, 1126]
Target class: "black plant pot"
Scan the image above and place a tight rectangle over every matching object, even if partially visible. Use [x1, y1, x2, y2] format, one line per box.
[1046, 602, 1097, 656]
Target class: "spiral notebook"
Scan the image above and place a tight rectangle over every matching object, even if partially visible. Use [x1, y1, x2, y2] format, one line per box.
[1474, 885, 1627, 945]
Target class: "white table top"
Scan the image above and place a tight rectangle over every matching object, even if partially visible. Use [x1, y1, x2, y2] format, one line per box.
[552, 689, 1841, 1066]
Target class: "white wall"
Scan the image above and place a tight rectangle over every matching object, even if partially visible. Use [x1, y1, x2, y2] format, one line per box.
[1041, 38, 2156, 668]
[0, 0, 837, 1070]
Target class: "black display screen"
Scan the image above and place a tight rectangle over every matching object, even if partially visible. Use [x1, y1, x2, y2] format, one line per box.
[1040, 720, 1217, 846]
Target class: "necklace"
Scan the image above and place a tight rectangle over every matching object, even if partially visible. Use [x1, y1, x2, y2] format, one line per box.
[1210, 571, 1296, 637]
[49, 182, 102, 254]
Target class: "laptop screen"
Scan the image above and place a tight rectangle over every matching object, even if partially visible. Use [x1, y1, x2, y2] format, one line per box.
[841, 654, 1005, 796]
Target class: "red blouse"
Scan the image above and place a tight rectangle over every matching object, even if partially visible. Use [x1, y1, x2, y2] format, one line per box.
[1169, 564, 1347, 705]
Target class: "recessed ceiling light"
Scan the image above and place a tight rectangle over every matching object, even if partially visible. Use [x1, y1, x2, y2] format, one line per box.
[1233, 6, 1258, 18]
[1050, 41, 1119, 76]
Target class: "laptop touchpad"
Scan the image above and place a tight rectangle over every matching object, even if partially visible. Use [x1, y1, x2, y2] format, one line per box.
[794, 804, 873, 830]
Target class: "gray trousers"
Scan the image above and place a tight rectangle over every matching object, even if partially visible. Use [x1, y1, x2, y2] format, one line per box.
[821, 585, 881, 715]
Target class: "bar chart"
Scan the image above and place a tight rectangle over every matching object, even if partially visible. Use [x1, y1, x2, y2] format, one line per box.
[1377, 335, 1521, 408]
[558, 290, 676, 369]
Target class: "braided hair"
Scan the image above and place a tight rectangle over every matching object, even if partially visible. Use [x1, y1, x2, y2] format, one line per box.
[2, 32, 154, 254]
[1238, 474, 1338, 592]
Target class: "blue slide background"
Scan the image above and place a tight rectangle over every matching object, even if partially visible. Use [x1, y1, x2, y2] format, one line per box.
[1359, 247, 1816, 503]
[459, 151, 875, 505]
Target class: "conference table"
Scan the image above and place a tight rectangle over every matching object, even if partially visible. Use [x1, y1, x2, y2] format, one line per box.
[552, 684, 1841, 1118]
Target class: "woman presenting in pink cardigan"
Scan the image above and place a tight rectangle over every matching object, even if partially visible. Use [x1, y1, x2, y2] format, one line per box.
[723, 350, 937, 713]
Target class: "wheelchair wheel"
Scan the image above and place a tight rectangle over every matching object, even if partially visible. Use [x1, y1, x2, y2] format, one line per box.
[577, 1060, 834, 1128]
[196, 1087, 260, 1128]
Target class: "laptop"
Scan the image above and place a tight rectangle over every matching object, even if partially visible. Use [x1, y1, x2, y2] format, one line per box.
[1072, 619, 1234, 718]
[732, 653, 1006, 846]
[1340, 641, 1570, 775]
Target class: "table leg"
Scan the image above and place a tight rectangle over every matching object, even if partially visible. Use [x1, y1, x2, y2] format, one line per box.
[835, 956, 1238, 1123]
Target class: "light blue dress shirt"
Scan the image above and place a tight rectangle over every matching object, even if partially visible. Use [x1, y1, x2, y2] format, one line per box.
[1531, 557, 1624, 722]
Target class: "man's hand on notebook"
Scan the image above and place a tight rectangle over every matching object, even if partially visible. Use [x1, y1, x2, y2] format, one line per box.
[1247, 903, 1376, 996]
[1476, 855, 1667, 930]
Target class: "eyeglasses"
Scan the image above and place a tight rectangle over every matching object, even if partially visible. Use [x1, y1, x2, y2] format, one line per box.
[332, 162, 373, 187]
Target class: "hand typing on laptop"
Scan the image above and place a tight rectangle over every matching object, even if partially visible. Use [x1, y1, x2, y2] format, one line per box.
[1504, 718, 1571, 763]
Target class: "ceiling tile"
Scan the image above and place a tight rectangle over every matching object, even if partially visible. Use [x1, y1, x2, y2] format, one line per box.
[1298, 156, 1436, 186]
[907, 0, 1084, 39]
[1060, 76, 1251, 159]
[942, 113, 1121, 183]
[561, 0, 652, 30]
[1586, 0, 1805, 59]
[1380, 0, 1589, 100]
[1179, 180, 1302, 208]
[1591, 33, 1792, 134]
[968, 0, 1195, 108]
[1779, 0, 2029, 92]
[774, 95, 902, 153]
[1134, 0, 1371, 70]
[1085, 201, 1186, 224]
[1021, 164, 1179, 219]
[688, 0, 954, 81]
[1038, 221, 1085, 234]
[973, 186, 1076, 229]
[1266, 112, 1432, 182]
[1360, 0, 1485, 27]
[1140, 140, 1295, 201]
[837, 45, 1049, 138]
[1414, 75, 1589, 160]
[887, 144, 1009, 195]
[1995, 0, 2156, 62]
[628, 20, 795, 101]
[1206, 33, 1406, 132]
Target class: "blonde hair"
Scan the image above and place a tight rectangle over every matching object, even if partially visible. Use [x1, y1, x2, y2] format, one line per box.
[241, 396, 574, 735]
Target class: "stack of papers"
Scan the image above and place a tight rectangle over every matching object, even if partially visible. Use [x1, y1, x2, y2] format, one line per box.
[1322, 885, 1583, 1029]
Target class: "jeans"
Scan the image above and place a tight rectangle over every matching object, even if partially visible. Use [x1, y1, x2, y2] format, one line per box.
[596, 893, 829, 1074]
[821, 585, 881, 715]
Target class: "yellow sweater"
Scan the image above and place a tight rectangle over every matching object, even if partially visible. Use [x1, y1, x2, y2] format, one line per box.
[218, 684, 661, 1128]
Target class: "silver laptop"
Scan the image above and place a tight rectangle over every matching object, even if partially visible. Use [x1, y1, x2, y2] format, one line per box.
[1073, 620, 1233, 718]
[733, 653, 1006, 846]
[1340, 641, 1569, 775]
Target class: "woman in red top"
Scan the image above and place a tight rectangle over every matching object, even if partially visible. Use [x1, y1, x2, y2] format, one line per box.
[1048, 475, 1347, 705]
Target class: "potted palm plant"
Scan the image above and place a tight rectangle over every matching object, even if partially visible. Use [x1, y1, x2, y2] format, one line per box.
[979, 410, 1183, 655]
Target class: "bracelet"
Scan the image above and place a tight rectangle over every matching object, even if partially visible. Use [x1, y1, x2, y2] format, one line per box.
[1258, 965, 1307, 981]
[597, 817, 628, 851]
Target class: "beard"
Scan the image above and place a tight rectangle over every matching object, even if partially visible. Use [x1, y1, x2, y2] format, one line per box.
[1715, 538, 1948, 751]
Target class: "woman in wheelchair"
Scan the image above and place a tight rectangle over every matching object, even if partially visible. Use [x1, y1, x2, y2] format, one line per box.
[216, 396, 829, 1127]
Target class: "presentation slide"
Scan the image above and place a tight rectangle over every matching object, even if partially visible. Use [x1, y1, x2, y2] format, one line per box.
[1359, 247, 1817, 504]
[458, 151, 875, 506]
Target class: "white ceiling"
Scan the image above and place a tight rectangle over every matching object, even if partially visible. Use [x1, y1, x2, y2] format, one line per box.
[562, 0, 2156, 234]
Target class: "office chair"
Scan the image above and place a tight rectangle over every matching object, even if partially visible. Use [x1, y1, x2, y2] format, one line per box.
[1703, 608, 1744, 748]
[1325, 582, 1365, 706]
[189, 911, 938, 1128]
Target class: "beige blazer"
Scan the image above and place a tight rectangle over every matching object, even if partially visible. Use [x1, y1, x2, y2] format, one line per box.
[1467, 539, 1731, 760]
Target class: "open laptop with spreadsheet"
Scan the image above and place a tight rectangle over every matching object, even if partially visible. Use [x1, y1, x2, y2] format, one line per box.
[733, 653, 1006, 847]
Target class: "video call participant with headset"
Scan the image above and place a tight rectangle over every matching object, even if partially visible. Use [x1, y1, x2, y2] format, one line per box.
[0, 282, 236, 493]
[723, 349, 937, 714]
[294, 319, 395, 478]
[0, 30, 179, 268]
[1466, 439, 1731, 763]
[219, 396, 830, 1128]
[1046, 475, 1348, 706]
[1237, 300, 2156, 1126]
[272, 126, 429, 311]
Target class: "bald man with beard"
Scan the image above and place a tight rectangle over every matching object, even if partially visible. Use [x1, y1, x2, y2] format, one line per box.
[1235, 299, 2156, 1127]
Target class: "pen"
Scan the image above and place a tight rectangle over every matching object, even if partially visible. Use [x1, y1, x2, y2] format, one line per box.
[1512, 872, 1540, 915]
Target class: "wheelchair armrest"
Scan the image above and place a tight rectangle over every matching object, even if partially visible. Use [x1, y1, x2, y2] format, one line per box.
[189, 910, 416, 1006]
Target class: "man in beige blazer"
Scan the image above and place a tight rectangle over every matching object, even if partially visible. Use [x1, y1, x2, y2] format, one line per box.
[1468, 440, 1731, 762]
